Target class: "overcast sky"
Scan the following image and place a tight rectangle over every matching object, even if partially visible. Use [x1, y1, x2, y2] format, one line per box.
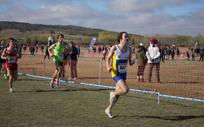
[0, 0, 204, 36]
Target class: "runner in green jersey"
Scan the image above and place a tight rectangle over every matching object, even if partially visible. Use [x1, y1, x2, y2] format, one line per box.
[48, 34, 65, 88]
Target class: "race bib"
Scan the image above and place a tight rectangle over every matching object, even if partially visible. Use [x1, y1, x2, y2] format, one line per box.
[118, 63, 127, 73]
[59, 54, 64, 60]
[8, 56, 16, 64]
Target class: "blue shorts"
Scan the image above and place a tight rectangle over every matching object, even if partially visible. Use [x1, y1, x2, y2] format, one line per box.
[113, 76, 126, 83]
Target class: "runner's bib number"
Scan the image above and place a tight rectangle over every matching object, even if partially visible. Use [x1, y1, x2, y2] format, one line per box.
[118, 63, 127, 73]
[7, 56, 16, 64]
[59, 54, 64, 60]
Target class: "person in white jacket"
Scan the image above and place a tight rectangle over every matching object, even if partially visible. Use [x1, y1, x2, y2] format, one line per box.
[146, 37, 161, 83]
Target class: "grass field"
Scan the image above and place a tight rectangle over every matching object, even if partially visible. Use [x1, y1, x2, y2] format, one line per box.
[18, 51, 204, 99]
[1, 76, 204, 127]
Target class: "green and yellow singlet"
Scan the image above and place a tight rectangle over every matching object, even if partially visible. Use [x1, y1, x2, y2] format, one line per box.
[53, 43, 65, 63]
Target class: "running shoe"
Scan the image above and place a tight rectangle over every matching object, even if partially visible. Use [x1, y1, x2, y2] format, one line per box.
[105, 108, 113, 118]
[9, 88, 14, 93]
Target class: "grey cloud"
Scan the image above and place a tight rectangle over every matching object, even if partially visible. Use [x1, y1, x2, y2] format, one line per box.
[0, 1, 203, 35]
[81, 10, 204, 35]
[0, 0, 12, 3]
[110, 0, 202, 13]
[0, 4, 100, 24]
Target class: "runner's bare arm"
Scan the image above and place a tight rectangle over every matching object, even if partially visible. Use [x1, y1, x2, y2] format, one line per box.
[48, 44, 55, 57]
[106, 46, 116, 72]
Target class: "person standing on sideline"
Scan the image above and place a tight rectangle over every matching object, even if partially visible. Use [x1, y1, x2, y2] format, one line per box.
[191, 48, 195, 61]
[1, 38, 21, 93]
[76, 44, 80, 57]
[105, 32, 135, 118]
[44, 45, 50, 60]
[136, 43, 147, 82]
[48, 34, 65, 88]
[146, 37, 161, 83]
[68, 41, 79, 80]
[0, 40, 6, 79]
[199, 48, 204, 61]
[0, 40, 9, 80]
[102, 46, 108, 61]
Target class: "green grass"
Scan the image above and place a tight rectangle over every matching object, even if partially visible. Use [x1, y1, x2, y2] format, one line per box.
[1, 76, 204, 127]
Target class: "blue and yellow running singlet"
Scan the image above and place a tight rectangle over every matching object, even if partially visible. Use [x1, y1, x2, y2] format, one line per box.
[111, 45, 130, 82]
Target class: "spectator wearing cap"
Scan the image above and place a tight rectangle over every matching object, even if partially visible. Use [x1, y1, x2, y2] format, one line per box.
[136, 42, 147, 82]
[146, 37, 161, 83]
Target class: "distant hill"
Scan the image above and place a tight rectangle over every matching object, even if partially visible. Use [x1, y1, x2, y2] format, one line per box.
[0, 21, 144, 45]
[0, 21, 105, 36]
[1, 21, 203, 47]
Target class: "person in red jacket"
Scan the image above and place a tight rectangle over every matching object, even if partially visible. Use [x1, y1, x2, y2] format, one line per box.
[1, 38, 21, 93]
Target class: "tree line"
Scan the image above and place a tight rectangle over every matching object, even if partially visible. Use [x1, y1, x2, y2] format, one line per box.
[0, 21, 204, 47]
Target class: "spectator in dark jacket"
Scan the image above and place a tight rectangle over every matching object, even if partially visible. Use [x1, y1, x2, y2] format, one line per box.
[199, 48, 204, 61]
[68, 41, 79, 80]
